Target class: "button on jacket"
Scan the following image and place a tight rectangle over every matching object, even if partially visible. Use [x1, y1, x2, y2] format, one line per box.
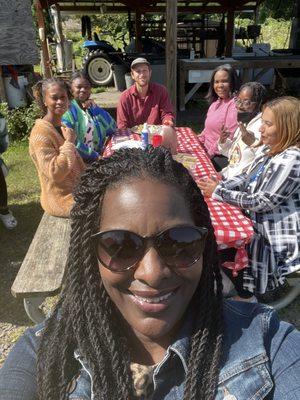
[0, 301, 299, 399]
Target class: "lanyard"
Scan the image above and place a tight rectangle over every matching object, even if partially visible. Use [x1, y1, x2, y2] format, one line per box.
[248, 157, 271, 184]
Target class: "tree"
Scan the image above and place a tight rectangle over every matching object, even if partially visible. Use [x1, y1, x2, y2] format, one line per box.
[258, 0, 294, 22]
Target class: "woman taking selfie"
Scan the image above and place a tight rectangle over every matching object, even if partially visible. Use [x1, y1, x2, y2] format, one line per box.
[30, 78, 85, 217]
[0, 147, 299, 399]
[199, 97, 300, 299]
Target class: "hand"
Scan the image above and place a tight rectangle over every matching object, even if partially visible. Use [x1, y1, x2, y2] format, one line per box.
[82, 99, 96, 109]
[161, 126, 178, 155]
[61, 126, 76, 143]
[198, 176, 219, 197]
[219, 125, 231, 143]
[239, 122, 255, 146]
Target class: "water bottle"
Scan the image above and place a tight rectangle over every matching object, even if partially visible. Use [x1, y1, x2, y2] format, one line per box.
[190, 47, 195, 60]
[141, 123, 149, 149]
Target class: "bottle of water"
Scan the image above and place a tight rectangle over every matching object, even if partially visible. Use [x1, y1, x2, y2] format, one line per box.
[141, 123, 149, 149]
[190, 48, 195, 60]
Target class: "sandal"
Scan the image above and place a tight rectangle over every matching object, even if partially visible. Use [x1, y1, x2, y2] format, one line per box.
[0, 211, 18, 229]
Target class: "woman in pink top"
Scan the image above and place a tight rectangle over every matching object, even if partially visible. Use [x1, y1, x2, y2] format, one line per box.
[199, 64, 240, 171]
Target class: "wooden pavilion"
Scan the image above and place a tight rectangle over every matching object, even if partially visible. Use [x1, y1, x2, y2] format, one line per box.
[38, 1, 264, 109]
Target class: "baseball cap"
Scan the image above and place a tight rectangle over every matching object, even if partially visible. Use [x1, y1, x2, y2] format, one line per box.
[130, 57, 150, 69]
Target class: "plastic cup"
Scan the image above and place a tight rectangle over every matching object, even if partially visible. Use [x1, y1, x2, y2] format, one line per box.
[152, 134, 162, 147]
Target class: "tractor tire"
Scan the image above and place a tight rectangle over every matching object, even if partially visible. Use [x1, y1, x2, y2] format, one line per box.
[82, 51, 113, 86]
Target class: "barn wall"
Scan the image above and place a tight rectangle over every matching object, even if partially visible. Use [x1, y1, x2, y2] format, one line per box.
[0, 0, 39, 65]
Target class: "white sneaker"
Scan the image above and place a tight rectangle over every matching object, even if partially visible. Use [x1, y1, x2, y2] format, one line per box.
[0, 211, 17, 229]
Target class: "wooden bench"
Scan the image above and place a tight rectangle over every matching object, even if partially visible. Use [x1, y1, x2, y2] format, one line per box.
[11, 213, 71, 323]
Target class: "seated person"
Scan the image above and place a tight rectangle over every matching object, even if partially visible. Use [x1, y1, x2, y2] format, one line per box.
[199, 64, 240, 171]
[199, 97, 300, 301]
[0, 147, 299, 399]
[218, 82, 267, 179]
[30, 78, 86, 218]
[117, 57, 177, 154]
[62, 72, 116, 162]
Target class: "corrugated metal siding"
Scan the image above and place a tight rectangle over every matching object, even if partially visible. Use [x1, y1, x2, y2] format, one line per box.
[0, 0, 39, 65]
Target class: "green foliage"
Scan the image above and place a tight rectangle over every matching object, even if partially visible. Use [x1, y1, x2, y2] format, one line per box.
[258, 0, 294, 22]
[235, 18, 291, 50]
[91, 14, 129, 51]
[0, 103, 42, 142]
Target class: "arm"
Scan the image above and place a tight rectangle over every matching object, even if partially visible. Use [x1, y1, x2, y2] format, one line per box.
[159, 87, 175, 126]
[217, 135, 234, 157]
[30, 129, 77, 182]
[213, 151, 300, 212]
[62, 109, 99, 161]
[0, 327, 40, 400]
[267, 310, 300, 399]
[117, 95, 130, 129]
[0, 117, 9, 154]
[91, 105, 116, 137]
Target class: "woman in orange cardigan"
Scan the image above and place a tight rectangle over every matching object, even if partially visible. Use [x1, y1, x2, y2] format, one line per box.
[30, 78, 85, 217]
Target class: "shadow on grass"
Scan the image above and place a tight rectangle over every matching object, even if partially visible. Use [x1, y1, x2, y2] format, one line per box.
[0, 201, 43, 325]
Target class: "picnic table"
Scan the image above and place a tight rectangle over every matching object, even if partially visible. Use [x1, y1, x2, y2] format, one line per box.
[104, 127, 254, 274]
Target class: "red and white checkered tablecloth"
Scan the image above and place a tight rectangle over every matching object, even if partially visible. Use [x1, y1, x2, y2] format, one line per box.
[104, 127, 254, 274]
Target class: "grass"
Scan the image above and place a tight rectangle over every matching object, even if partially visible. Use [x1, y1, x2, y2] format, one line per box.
[0, 141, 44, 364]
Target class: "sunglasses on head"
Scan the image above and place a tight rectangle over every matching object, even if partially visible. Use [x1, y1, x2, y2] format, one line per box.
[91, 225, 208, 272]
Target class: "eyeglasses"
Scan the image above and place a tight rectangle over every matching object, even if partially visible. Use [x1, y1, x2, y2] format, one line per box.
[234, 98, 257, 107]
[91, 225, 208, 272]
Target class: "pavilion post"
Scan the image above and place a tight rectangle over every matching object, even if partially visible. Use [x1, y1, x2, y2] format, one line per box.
[225, 8, 235, 57]
[135, 9, 142, 52]
[51, 4, 65, 71]
[166, 0, 177, 115]
[35, 0, 52, 78]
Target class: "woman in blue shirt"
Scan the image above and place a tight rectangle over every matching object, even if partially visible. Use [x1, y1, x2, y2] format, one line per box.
[0, 147, 299, 399]
[62, 72, 116, 162]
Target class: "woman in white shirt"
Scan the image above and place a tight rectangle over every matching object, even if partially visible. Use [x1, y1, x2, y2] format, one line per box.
[218, 82, 266, 179]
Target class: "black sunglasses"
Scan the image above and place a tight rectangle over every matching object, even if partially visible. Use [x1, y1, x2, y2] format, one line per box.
[91, 225, 208, 272]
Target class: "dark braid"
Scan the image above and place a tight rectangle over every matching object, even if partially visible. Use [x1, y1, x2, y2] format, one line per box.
[37, 146, 224, 399]
[239, 81, 267, 110]
[70, 70, 92, 86]
[32, 78, 72, 116]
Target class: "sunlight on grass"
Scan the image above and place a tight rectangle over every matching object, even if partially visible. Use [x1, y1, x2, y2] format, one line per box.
[3, 141, 40, 205]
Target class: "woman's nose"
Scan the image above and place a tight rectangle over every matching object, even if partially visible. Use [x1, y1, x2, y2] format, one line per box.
[134, 247, 172, 287]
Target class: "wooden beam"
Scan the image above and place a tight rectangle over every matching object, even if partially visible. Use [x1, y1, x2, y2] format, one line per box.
[166, 0, 177, 114]
[225, 7, 235, 57]
[59, 5, 256, 13]
[35, 0, 52, 78]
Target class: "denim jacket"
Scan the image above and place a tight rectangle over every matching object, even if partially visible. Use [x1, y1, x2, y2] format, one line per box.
[0, 301, 299, 400]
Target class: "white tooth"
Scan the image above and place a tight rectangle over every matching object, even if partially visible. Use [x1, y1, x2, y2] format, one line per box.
[134, 292, 173, 303]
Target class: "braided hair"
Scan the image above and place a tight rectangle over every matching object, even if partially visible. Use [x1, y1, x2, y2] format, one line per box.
[33, 78, 72, 116]
[37, 146, 224, 400]
[70, 70, 91, 85]
[238, 81, 267, 110]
